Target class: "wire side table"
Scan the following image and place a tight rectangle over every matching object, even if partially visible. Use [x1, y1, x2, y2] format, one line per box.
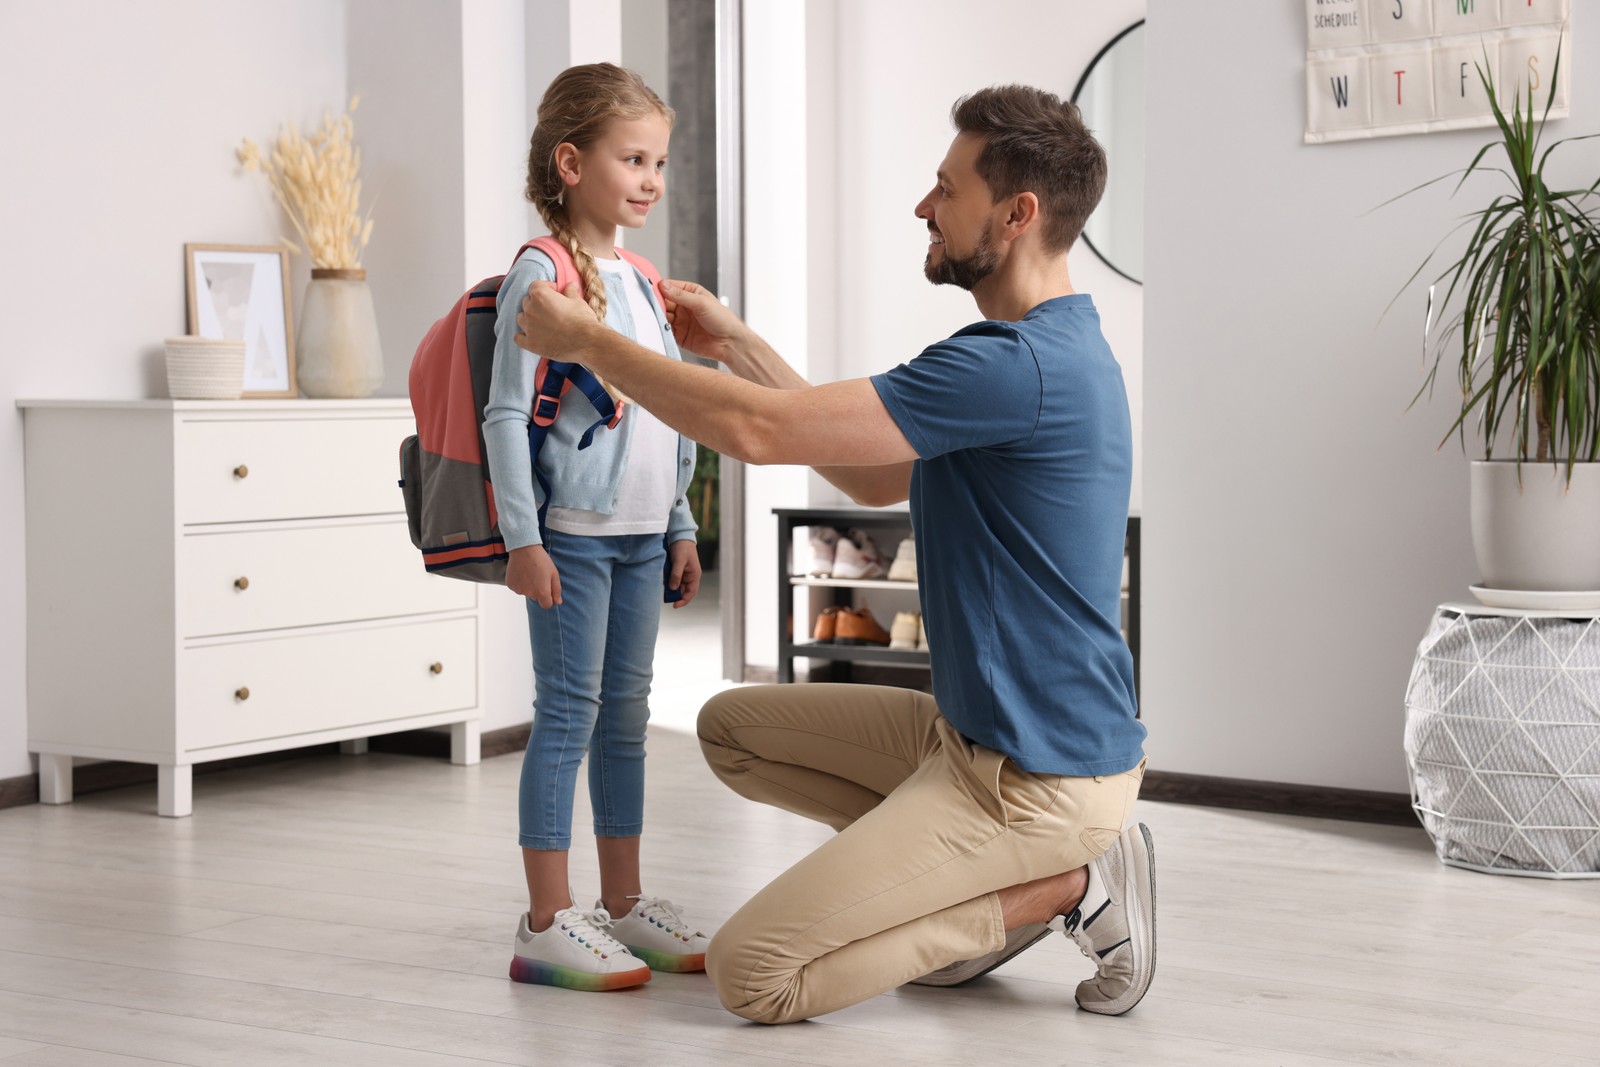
[1404, 602, 1600, 878]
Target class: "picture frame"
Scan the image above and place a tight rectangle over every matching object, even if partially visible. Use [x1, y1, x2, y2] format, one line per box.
[184, 243, 297, 397]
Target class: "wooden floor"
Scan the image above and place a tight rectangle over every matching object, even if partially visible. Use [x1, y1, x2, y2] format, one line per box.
[3, 582, 1599, 1067]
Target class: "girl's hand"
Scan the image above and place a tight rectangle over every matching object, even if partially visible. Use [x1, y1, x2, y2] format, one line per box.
[507, 544, 562, 608]
[659, 279, 744, 363]
[666, 538, 702, 608]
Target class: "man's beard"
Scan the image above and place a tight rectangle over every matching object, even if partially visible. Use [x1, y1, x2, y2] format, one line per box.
[924, 226, 997, 291]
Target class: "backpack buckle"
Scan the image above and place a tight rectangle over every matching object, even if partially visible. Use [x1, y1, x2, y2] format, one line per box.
[532, 395, 561, 427]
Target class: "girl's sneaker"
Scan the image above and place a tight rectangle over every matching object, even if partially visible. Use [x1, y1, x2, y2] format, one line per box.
[509, 905, 651, 991]
[607, 895, 711, 972]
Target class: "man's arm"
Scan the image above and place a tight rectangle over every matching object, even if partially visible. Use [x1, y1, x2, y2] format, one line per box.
[695, 306, 913, 506]
[519, 281, 915, 504]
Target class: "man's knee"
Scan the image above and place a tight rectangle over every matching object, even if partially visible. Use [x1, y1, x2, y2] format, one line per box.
[706, 927, 800, 1025]
[696, 687, 743, 746]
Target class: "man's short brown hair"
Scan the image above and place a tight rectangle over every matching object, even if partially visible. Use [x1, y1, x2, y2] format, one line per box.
[951, 85, 1108, 254]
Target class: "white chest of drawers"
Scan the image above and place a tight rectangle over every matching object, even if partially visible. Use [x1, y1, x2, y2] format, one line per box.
[18, 399, 482, 816]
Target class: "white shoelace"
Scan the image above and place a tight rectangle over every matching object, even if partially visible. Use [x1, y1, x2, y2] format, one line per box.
[627, 894, 697, 936]
[555, 905, 627, 953]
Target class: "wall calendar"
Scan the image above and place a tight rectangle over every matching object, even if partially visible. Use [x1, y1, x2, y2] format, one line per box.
[1305, 0, 1571, 143]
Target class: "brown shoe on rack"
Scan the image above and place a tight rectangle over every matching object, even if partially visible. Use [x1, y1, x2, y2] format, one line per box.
[813, 605, 841, 644]
[835, 607, 891, 646]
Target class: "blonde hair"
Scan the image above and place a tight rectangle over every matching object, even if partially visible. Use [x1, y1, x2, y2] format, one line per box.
[526, 63, 674, 326]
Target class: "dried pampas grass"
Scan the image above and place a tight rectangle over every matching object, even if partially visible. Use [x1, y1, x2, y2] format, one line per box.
[238, 97, 374, 270]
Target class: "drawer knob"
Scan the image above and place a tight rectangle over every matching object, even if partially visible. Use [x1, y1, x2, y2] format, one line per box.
[235, 687, 250, 701]
[234, 577, 250, 591]
[233, 465, 249, 479]
[429, 662, 444, 675]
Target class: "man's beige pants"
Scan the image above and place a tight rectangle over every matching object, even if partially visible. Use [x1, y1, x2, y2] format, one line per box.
[697, 683, 1143, 1024]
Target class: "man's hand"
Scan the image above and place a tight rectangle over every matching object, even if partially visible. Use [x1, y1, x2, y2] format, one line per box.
[507, 544, 562, 608]
[659, 278, 745, 363]
[666, 538, 701, 608]
[515, 280, 601, 360]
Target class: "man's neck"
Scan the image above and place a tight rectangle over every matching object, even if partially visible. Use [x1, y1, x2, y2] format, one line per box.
[971, 249, 1076, 322]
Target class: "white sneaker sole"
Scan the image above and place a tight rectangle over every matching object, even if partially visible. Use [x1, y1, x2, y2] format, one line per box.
[908, 921, 1053, 986]
[1075, 822, 1156, 1016]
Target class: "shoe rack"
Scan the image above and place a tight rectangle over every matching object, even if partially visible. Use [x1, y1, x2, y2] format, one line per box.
[775, 507, 923, 684]
[773, 507, 1143, 702]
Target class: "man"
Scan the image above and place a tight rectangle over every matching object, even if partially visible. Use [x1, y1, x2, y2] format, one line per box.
[516, 84, 1151, 1025]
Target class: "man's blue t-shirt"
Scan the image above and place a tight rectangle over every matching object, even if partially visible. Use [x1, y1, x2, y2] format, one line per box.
[871, 294, 1145, 777]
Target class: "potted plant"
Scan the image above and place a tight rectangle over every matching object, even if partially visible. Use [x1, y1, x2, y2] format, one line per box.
[1397, 57, 1600, 598]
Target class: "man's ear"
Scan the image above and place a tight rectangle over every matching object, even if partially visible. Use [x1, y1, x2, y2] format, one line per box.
[1002, 191, 1041, 241]
[554, 142, 582, 187]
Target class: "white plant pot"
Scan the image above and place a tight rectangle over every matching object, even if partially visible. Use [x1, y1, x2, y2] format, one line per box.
[1470, 460, 1600, 593]
[296, 268, 383, 398]
[164, 337, 245, 400]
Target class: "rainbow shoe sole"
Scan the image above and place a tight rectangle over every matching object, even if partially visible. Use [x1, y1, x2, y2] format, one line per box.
[626, 946, 707, 973]
[508, 955, 651, 990]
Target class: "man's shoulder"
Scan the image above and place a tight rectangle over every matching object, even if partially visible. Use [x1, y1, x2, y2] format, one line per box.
[922, 318, 1035, 366]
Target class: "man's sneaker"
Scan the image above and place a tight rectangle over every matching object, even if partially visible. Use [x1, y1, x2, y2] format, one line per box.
[808, 527, 840, 577]
[607, 896, 710, 973]
[908, 921, 1053, 986]
[889, 611, 921, 650]
[888, 536, 918, 582]
[1066, 823, 1156, 1015]
[832, 529, 887, 580]
[509, 905, 651, 991]
[835, 607, 891, 646]
[813, 605, 841, 644]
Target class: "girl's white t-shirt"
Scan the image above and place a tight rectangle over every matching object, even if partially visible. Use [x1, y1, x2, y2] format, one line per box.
[545, 255, 679, 537]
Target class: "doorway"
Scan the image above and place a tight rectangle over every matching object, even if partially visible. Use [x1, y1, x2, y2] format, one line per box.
[621, 0, 745, 686]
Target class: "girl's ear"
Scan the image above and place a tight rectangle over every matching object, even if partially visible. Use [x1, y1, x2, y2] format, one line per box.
[554, 142, 582, 187]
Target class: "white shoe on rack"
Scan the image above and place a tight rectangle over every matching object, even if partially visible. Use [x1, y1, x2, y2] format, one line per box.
[808, 527, 840, 577]
[888, 535, 917, 582]
[889, 611, 921, 650]
[833, 529, 887, 580]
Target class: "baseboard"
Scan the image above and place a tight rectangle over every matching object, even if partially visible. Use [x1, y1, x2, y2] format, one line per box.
[0, 772, 36, 810]
[368, 724, 531, 762]
[1140, 769, 1417, 827]
[2, 730, 1418, 830]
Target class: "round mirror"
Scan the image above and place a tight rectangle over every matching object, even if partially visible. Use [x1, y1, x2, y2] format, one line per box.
[1072, 20, 1145, 284]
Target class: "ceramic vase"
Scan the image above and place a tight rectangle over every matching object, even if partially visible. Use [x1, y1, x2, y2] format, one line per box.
[296, 268, 383, 398]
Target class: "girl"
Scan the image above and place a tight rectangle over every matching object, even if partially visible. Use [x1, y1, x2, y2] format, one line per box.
[483, 63, 710, 992]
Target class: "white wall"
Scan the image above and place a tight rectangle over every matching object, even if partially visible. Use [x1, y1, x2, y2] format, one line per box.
[0, 1, 636, 783]
[0, 1, 347, 781]
[346, 0, 465, 399]
[620, 0, 673, 269]
[1142, 1, 1600, 791]
[741, 0, 1148, 667]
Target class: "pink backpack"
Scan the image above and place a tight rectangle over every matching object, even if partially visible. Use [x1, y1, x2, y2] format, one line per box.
[399, 237, 662, 582]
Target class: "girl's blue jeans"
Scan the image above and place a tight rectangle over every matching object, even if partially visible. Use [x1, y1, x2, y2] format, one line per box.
[518, 530, 664, 851]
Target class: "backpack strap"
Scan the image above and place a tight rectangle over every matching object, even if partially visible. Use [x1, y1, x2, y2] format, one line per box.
[616, 247, 662, 287]
[515, 236, 627, 542]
